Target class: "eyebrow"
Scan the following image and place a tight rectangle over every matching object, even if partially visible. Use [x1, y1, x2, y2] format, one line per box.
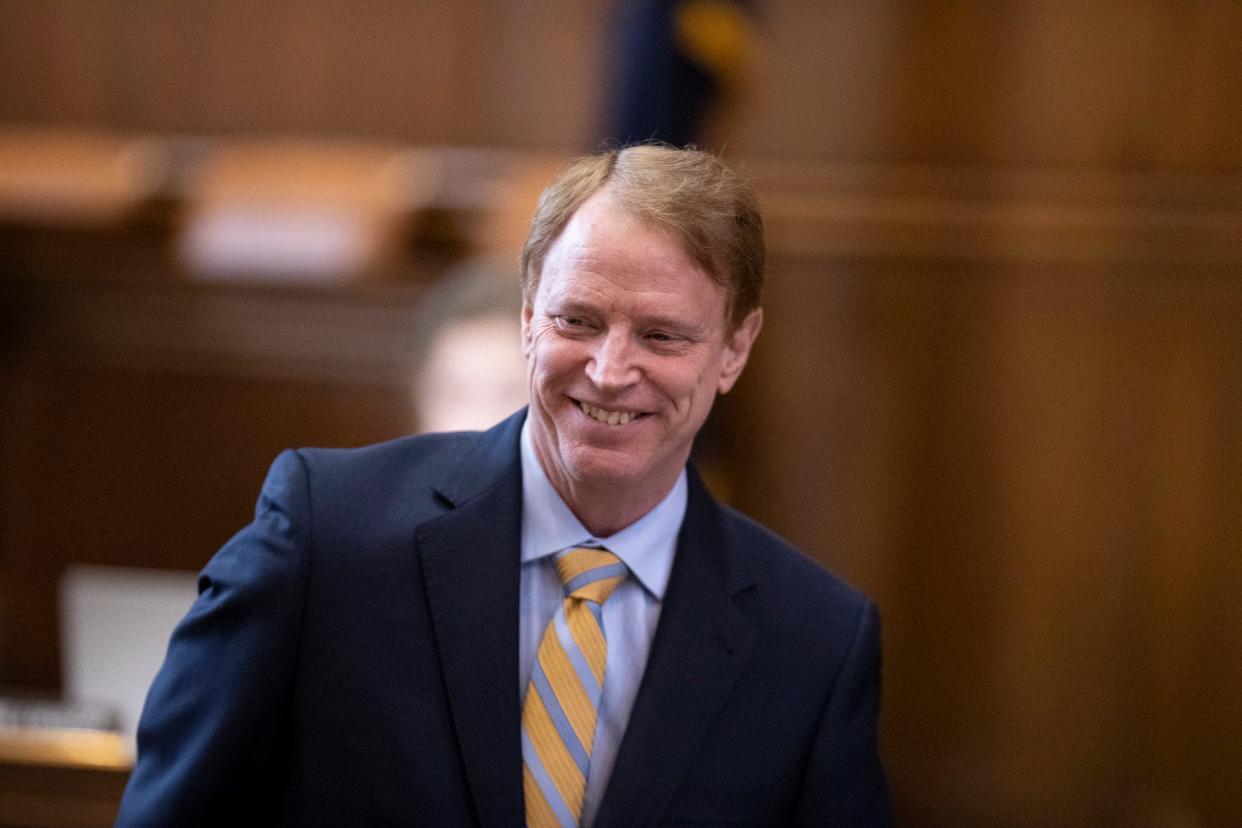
[547, 300, 711, 338]
[641, 314, 709, 336]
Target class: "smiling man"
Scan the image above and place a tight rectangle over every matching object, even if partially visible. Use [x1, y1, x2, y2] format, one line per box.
[522, 178, 760, 538]
[117, 146, 890, 827]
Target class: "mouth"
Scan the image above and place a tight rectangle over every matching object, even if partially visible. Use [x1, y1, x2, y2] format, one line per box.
[574, 399, 649, 426]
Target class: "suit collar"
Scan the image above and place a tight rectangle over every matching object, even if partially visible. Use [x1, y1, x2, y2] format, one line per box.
[517, 417, 686, 601]
[421, 413, 758, 827]
[418, 409, 527, 827]
[428, 408, 527, 508]
[593, 465, 758, 828]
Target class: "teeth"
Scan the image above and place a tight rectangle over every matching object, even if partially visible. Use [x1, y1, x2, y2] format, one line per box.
[580, 402, 635, 425]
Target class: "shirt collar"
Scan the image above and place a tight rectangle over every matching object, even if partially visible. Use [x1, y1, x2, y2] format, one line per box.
[519, 417, 684, 601]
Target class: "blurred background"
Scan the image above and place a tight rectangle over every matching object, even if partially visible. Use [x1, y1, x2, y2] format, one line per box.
[1, 2, 1240, 826]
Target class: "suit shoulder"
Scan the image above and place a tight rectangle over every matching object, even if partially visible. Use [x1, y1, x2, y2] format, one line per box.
[278, 430, 487, 521]
[719, 503, 873, 621]
[294, 430, 476, 480]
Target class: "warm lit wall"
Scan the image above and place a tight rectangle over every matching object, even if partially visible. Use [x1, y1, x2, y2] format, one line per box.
[737, 164, 1242, 825]
[3, 3, 1238, 167]
[0, 1, 605, 149]
[735, 3, 1242, 170]
[727, 5, 1242, 824]
[2, 3, 1240, 826]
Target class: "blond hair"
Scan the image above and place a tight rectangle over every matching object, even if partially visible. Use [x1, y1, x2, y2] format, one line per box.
[519, 145, 764, 330]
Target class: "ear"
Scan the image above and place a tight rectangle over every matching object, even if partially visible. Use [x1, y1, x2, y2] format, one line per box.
[520, 302, 535, 357]
[716, 307, 763, 394]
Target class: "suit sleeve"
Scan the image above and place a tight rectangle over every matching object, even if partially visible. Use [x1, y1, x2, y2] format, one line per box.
[791, 599, 893, 827]
[114, 450, 313, 827]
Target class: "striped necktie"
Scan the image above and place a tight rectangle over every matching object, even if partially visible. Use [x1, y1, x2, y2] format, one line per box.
[522, 547, 628, 827]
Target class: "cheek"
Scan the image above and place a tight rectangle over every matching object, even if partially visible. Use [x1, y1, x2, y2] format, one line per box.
[652, 363, 716, 412]
[529, 335, 580, 386]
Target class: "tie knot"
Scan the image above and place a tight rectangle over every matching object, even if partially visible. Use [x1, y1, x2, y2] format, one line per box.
[555, 547, 627, 604]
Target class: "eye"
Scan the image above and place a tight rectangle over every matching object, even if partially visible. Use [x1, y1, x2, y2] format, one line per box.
[554, 315, 594, 333]
[647, 328, 689, 344]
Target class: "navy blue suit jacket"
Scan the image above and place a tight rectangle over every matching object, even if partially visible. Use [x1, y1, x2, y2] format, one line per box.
[116, 411, 890, 826]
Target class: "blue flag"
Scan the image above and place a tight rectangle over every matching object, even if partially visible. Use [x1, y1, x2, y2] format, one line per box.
[603, 0, 756, 148]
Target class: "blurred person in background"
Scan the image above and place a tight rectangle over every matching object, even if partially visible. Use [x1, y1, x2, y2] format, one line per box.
[409, 258, 528, 434]
[115, 145, 889, 827]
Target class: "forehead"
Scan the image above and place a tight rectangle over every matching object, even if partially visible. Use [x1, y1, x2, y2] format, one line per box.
[535, 191, 727, 314]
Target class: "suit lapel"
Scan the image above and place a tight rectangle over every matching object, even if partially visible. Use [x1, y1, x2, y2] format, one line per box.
[417, 412, 526, 827]
[593, 467, 758, 828]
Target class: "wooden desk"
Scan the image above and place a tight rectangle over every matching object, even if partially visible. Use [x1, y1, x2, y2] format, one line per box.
[0, 729, 129, 828]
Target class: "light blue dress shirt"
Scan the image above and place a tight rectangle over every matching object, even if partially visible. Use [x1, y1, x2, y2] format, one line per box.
[518, 419, 685, 827]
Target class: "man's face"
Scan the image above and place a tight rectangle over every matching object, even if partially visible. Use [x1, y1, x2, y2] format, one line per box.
[522, 189, 761, 509]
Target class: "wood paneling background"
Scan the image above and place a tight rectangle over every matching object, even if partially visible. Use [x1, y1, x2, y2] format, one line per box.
[0, 1, 603, 149]
[0, 276, 426, 688]
[3, 2, 1239, 165]
[735, 167, 1242, 825]
[2, 2, 1240, 825]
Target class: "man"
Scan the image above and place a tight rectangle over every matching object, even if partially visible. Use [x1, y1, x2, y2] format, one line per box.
[116, 145, 890, 826]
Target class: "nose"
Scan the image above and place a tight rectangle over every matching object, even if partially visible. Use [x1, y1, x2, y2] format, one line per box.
[586, 328, 640, 391]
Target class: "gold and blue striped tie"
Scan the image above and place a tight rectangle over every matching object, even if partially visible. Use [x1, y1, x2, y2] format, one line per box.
[522, 547, 628, 827]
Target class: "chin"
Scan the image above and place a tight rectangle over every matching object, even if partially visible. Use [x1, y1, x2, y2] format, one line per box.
[561, 446, 648, 487]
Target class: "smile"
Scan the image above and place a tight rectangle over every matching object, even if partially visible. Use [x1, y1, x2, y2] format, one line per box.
[576, 399, 645, 426]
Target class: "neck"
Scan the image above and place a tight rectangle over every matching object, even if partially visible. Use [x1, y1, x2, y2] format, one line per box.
[529, 441, 681, 538]
[560, 481, 670, 538]
[524, 415, 686, 538]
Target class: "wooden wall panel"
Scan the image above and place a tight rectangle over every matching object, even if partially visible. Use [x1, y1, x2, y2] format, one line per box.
[733, 192, 1242, 824]
[735, 2, 1242, 170]
[470, 1, 604, 149]
[2, 3, 1241, 825]
[0, 278, 424, 689]
[3, 3, 1241, 166]
[0, 1, 603, 149]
